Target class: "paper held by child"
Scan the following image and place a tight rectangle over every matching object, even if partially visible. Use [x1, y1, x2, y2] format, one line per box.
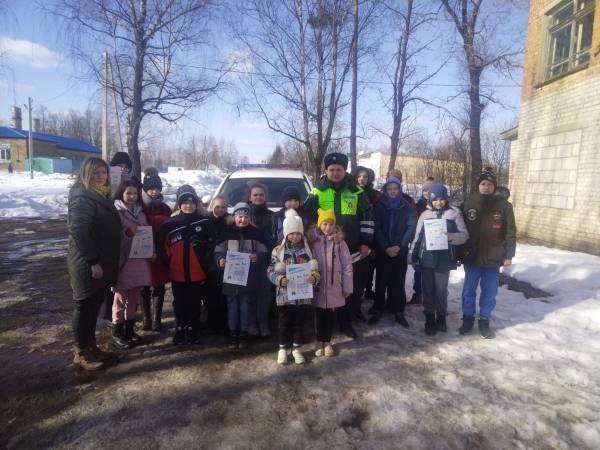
[223, 251, 251, 286]
[129, 226, 154, 258]
[424, 218, 448, 251]
[286, 263, 313, 301]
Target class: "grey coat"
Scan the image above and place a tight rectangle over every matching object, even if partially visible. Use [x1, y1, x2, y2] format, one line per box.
[67, 183, 121, 301]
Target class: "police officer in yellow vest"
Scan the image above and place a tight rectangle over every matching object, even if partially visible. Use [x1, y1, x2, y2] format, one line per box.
[303, 153, 374, 339]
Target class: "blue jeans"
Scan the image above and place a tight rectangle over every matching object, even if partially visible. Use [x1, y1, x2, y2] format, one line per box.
[461, 265, 500, 320]
[227, 295, 249, 332]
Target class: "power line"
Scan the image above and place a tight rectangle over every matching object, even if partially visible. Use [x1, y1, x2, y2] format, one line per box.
[171, 62, 522, 88]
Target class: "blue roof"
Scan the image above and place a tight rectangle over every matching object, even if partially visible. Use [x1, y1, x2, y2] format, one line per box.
[0, 126, 101, 154]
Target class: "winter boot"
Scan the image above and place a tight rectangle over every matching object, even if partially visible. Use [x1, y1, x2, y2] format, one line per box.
[152, 295, 164, 331]
[424, 313, 437, 336]
[173, 326, 186, 345]
[368, 310, 383, 325]
[126, 319, 146, 346]
[187, 326, 202, 345]
[73, 345, 105, 371]
[90, 339, 115, 362]
[395, 313, 410, 328]
[238, 331, 249, 350]
[459, 316, 475, 335]
[141, 289, 152, 331]
[112, 322, 131, 349]
[478, 319, 496, 339]
[407, 293, 422, 306]
[354, 310, 367, 323]
[436, 313, 447, 332]
[228, 332, 239, 350]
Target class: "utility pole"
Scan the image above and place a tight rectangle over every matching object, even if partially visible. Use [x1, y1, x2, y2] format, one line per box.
[25, 97, 34, 179]
[102, 51, 109, 162]
[107, 58, 123, 152]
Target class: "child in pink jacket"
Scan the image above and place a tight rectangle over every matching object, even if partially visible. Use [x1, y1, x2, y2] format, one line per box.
[309, 209, 353, 357]
[112, 180, 152, 349]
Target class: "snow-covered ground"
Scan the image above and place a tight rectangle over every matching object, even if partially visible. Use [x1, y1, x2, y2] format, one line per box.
[2, 225, 599, 448]
[0, 170, 222, 218]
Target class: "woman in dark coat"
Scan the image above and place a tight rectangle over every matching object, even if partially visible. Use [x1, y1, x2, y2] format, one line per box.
[68, 157, 121, 370]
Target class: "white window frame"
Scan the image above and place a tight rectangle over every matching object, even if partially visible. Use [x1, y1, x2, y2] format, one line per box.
[542, 0, 595, 82]
[0, 147, 11, 161]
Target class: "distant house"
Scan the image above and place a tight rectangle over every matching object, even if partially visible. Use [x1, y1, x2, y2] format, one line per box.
[504, 0, 600, 254]
[358, 151, 465, 187]
[0, 126, 101, 173]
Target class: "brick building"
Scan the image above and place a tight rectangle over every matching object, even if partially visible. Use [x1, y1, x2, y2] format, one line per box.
[0, 126, 101, 173]
[505, 0, 600, 254]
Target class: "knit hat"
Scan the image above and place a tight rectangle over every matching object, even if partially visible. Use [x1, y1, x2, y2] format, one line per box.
[478, 170, 497, 188]
[283, 209, 304, 237]
[428, 184, 448, 203]
[176, 185, 198, 206]
[142, 174, 162, 192]
[324, 152, 348, 170]
[281, 186, 301, 205]
[383, 176, 402, 194]
[110, 152, 132, 172]
[232, 202, 250, 216]
[317, 208, 336, 227]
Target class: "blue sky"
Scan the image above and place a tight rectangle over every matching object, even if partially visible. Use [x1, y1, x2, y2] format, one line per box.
[0, 0, 528, 163]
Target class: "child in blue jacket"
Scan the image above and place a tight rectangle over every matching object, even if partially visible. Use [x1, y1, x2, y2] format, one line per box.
[370, 176, 416, 326]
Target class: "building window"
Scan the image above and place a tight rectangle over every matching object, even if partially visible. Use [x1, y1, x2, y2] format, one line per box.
[0, 147, 10, 161]
[546, 0, 595, 80]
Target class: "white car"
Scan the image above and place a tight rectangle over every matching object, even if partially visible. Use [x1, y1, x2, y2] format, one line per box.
[205, 165, 313, 212]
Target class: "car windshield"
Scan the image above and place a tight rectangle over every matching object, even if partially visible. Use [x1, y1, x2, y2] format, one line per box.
[221, 178, 310, 208]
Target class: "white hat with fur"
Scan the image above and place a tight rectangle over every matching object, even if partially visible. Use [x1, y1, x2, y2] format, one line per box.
[274, 210, 318, 273]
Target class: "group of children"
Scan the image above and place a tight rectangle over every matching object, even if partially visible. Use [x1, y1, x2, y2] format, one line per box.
[107, 151, 511, 365]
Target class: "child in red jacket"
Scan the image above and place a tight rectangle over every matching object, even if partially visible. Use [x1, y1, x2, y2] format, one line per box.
[140, 168, 172, 331]
[158, 186, 216, 345]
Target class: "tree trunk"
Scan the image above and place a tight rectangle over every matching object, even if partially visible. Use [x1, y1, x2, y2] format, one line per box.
[468, 69, 482, 193]
[350, 0, 358, 173]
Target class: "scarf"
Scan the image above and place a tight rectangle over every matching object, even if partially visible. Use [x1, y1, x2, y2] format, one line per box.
[91, 185, 111, 199]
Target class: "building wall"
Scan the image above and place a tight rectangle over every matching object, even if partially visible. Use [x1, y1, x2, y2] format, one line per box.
[510, 0, 600, 254]
[0, 138, 99, 172]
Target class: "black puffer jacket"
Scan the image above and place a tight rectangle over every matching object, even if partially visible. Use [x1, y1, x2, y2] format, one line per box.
[250, 203, 275, 249]
[67, 184, 121, 301]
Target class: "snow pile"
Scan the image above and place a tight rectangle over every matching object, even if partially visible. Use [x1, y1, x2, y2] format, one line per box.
[0, 170, 223, 218]
[504, 243, 600, 299]
[159, 169, 223, 206]
[0, 172, 74, 219]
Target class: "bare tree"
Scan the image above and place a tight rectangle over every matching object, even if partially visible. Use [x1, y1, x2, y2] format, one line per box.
[49, 0, 226, 178]
[439, 0, 522, 191]
[233, 0, 355, 181]
[269, 144, 285, 165]
[375, 0, 443, 177]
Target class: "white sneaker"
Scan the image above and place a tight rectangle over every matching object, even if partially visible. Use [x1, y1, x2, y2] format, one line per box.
[277, 349, 288, 365]
[291, 348, 305, 364]
[324, 344, 335, 357]
[315, 347, 325, 358]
